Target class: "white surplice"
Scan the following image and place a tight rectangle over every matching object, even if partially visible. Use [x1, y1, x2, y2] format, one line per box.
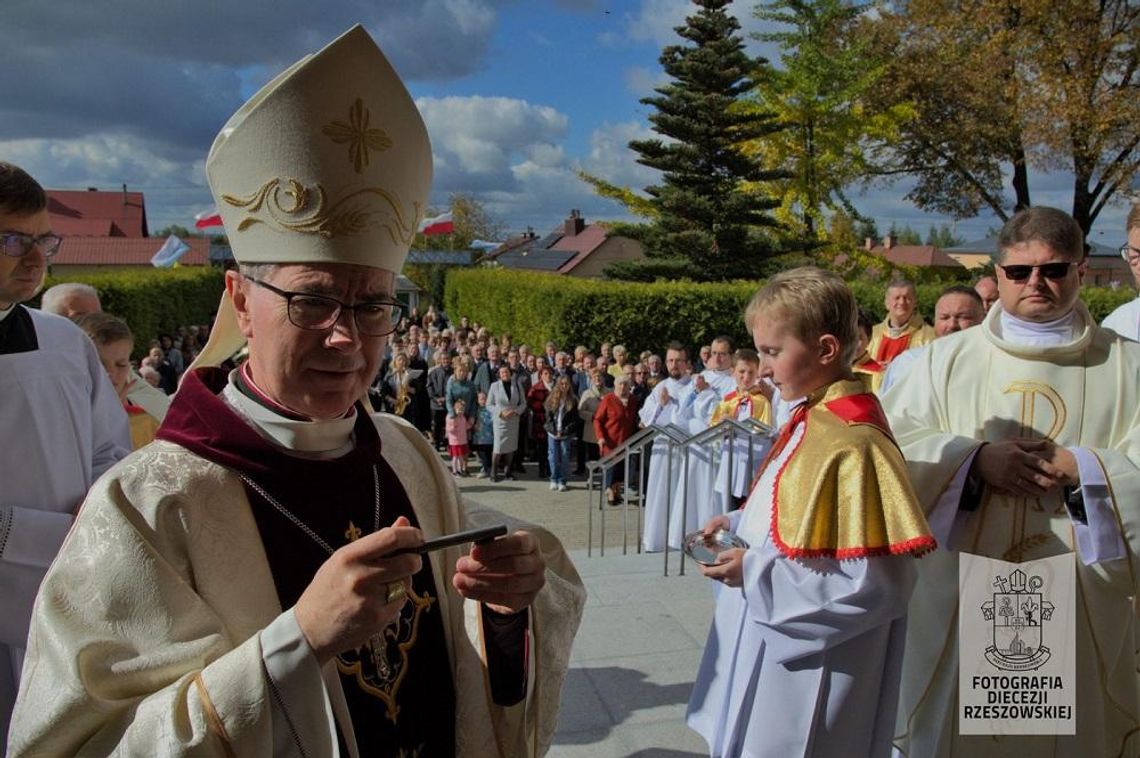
[639, 376, 691, 552]
[668, 370, 737, 548]
[0, 306, 130, 744]
[1101, 294, 1140, 342]
[883, 303, 1140, 758]
[687, 420, 917, 757]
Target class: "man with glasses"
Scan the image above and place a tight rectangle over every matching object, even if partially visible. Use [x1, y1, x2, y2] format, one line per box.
[0, 163, 130, 743]
[9, 28, 583, 757]
[1101, 202, 1140, 341]
[884, 206, 1140, 757]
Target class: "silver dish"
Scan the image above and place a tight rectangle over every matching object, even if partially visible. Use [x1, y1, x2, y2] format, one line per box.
[683, 528, 749, 566]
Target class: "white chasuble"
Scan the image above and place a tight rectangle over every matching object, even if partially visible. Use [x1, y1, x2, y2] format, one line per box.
[884, 303, 1140, 758]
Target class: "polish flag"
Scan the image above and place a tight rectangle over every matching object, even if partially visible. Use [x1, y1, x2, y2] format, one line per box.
[194, 207, 224, 229]
[418, 211, 453, 236]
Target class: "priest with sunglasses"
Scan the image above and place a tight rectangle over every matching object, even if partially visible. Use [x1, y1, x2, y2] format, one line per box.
[9, 27, 584, 758]
[884, 206, 1140, 757]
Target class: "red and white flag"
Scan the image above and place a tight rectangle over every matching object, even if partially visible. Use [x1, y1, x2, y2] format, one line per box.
[194, 207, 223, 229]
[418, 211, 453, 236]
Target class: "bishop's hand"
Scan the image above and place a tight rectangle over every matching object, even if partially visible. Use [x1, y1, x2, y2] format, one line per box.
[452, 530, 545, 615]
[294, 515, 423, 665]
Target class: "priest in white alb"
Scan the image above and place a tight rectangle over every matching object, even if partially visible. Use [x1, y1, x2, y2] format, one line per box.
[8, 27, 584, 758]
[667, 336, 738, 548]
[639, 341, 692, 552]
[1101, 202, 1140, 341]
[884, 207, 1140, 757]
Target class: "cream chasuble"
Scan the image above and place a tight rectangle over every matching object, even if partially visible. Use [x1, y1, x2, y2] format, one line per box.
[883, 303, 1140, 758]
[8, 408, 585, 757]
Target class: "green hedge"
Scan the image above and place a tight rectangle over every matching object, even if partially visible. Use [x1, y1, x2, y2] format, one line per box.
[33, 267, 225, 356]
[446, 269, 757, 354]
[445, 268, 1138, 351]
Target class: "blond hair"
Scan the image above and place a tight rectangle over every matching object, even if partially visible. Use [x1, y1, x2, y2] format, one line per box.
[1127, 202, 1140, 233]
[744, 267, 859, 367]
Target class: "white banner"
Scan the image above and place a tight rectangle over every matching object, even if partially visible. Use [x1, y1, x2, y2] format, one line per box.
[958, 552, 1076, 735]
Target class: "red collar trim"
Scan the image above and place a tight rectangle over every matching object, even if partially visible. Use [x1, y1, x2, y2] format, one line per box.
[823, 393, 893, 439]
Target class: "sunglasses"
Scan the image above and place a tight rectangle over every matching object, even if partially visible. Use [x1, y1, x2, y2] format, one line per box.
[998, 262, 1075, 282]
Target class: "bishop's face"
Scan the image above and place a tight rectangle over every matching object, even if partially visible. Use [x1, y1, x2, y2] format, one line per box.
[997, 240, 1084, 323]
[230, 262, 393, 420]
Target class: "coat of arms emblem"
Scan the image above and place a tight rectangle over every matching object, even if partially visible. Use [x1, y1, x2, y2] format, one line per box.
[980, 568, 1055, 670]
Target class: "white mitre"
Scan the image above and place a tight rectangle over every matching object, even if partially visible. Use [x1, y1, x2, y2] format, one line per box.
[192, 24, 432, 369]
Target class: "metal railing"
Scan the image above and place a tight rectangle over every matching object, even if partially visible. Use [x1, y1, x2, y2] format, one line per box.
[585, 418, 773, 576]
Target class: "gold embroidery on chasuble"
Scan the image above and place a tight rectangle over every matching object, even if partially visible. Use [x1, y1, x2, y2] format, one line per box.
[336, 521, 438, 723]
[971, 379, 1075, 561]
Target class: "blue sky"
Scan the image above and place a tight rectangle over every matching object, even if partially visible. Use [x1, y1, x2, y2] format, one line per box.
[0, 0, 1130, 249]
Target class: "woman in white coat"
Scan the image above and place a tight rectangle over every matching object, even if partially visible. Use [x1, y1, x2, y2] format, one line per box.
[486, 363, 526, 481]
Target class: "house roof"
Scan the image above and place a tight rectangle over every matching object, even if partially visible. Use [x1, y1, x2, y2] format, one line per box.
[868, 244, 963, 268]
[482, 216, 609, 273]
[944, 235, 1118, 258]
[407, 249, 475, 265]
[47, 189, 148, 238]
[52, 236, 210, 267]
[494, 248, 578, 271]
[552, 225, 608, 273]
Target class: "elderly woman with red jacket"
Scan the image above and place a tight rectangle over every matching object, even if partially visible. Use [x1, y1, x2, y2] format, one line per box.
[593, 373, 639, 504]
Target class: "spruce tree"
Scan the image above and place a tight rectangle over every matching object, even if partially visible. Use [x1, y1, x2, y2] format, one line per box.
[630, 0, 789, 280]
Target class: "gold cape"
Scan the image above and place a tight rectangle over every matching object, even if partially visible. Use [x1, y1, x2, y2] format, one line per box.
[767, 379, 935, 560]
[709, 389, 772, 427]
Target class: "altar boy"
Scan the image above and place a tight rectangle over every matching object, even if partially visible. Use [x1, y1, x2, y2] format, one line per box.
[709, 349, 772, 510]
[686, 267, 934, 757]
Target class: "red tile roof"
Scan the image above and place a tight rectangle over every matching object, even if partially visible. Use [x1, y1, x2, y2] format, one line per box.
[52, 236, 209, 267]
[552, 225, 607, 273]
[47, 189, 148, 238]
[869, 244, 963, 268]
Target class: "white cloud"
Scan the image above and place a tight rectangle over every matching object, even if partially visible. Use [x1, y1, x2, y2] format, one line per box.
[623, 0, 691, 47]
[582, 121, 660, 191]
[625, 66, 667, 99]
[417, 95, 568, 192]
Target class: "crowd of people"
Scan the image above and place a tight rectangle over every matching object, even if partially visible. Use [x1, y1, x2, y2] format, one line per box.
[371, 317, 674, 498]
[3, 22, 1140, 758]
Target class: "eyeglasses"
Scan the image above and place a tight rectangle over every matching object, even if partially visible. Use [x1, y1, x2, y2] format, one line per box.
[998, 262, 1076, 282]
[1, 231, 63, 259]
[244, 276, 403, 336]
[1120, 244, 1140, 264]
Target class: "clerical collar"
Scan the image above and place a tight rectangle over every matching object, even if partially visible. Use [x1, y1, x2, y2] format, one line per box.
[223, 368, 357, 456]
[887, 315, 913, 338]
[0, 303, 13, 322]
[999, 308, 1077, 347]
